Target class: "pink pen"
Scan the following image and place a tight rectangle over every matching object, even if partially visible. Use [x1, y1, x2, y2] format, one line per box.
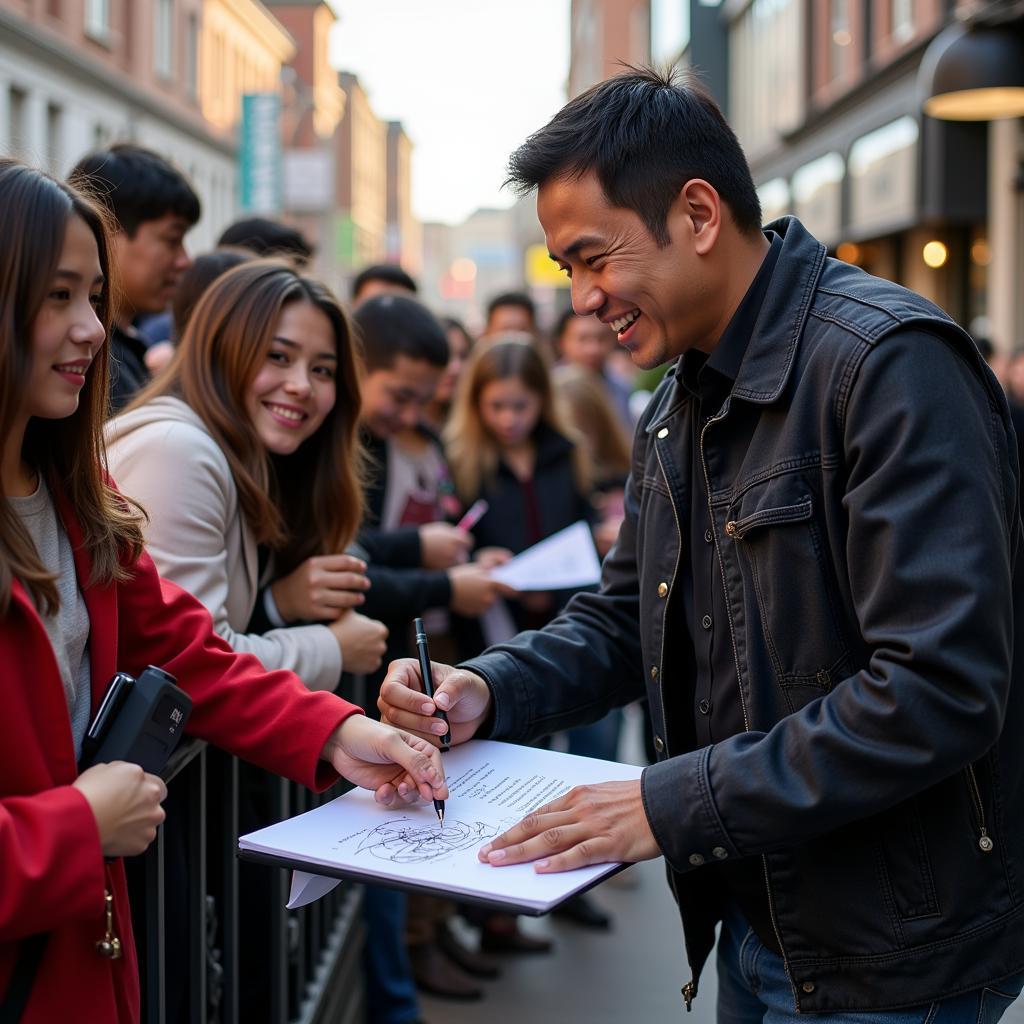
[456, 499, 489, 532]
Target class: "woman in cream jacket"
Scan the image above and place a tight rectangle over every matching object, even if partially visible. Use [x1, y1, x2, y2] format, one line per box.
[106, 259, 388, 688]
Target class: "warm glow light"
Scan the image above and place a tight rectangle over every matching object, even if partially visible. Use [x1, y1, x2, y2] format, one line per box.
[924, 87, 1024, 121]
[832, 29, 852, 46]
[971, 239, 991, 266]
[836, 242, 861, 264]
[450, 258, 477, 282]
[922, 241, 948, 269]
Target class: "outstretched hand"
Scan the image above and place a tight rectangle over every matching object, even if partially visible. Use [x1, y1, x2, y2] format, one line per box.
[322, 715, 448, 807]
[478, 779, 660, 872]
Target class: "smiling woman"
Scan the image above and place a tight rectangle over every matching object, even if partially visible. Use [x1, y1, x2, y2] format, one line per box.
[0, 160, 446, 1024]
[106, 260, 390, 688]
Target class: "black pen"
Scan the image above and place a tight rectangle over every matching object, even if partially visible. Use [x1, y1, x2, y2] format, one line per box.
[413, 617, 449, 828]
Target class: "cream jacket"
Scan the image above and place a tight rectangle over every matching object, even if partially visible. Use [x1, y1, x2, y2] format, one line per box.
[105, 395, 342, 690]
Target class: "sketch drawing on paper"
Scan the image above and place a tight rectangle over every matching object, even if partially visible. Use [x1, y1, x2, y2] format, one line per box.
[356, 817, 502, 864]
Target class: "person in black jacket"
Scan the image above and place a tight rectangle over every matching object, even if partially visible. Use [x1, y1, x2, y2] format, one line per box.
[379, 67, 1024, 1019]
[70, 145, 199, 413]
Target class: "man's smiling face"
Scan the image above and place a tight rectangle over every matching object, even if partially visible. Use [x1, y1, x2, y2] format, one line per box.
[538, 170, 719, 370]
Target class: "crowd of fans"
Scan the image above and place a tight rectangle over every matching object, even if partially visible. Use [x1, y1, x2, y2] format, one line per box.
[1, 142, 654, 1024]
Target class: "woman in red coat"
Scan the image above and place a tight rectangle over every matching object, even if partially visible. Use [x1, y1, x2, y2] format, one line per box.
[0, 160, 446, 1022]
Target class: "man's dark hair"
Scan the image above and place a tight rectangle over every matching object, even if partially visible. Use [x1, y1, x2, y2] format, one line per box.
[486, 291, 536, 326]
[351, 263, 418, 301]
[353, 294, 448, 372]
[217, 217, 313, 263]
[70, 143, 200, 236]
[506, 65, 761, 242]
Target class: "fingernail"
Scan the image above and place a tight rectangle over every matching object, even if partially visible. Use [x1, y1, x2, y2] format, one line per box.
[436, 693, 450, 709]
[535, 860, 550, 870]
[421, 702, 434, 714]
[433, 722, 448, 734]
[479, 843, 492, 857]
[488, 849, 506, 862]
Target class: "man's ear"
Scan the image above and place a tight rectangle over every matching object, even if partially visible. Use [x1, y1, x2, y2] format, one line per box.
[677, 179, 722, 256]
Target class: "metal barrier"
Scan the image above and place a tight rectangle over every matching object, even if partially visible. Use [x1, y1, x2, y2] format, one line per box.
[131, 740, 365, 1024]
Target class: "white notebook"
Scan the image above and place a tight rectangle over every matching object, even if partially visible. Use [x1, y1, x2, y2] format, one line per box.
[238, 739, 644, 914]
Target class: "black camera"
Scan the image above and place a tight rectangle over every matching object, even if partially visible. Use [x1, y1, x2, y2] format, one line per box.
[79, 665, 192, 775]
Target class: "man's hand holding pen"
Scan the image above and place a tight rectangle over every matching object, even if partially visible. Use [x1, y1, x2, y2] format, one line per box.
[379, 658, 494, 748]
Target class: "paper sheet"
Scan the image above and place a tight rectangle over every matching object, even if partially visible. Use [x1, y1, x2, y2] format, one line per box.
[490, 521, 601, 591]
[239, 740, 643, 913]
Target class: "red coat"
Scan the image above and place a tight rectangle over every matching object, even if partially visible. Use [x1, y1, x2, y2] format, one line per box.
[0, 493, 359, 1022]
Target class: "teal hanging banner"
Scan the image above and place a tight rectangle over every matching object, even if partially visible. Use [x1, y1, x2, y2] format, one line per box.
[240, 93, 282, 213]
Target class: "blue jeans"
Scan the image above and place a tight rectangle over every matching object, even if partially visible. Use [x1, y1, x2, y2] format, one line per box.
[717, 902, 1024, 1024]
[361, 886, 420, 1024]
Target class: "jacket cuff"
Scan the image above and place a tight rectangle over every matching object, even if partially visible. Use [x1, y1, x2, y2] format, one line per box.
[640, 746, 739, 873]
[458, 651, 534, 743]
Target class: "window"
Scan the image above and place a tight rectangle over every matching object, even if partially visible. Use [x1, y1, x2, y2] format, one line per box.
[84, 0, 110, 41]
[185, 13, 199, 97]
[829, 0, 852, 81]
[155, 0, 174, 80]
[891, 0, 914, 43]
[8, 87, 27, 159]
[46, 102, 62, 173]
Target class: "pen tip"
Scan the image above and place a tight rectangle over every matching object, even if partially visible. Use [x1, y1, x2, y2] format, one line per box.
[438, 809, 444, 830]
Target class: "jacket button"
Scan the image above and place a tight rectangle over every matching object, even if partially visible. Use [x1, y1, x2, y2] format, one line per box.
[801, 982, 815, 994]
[701, 615, 712, 630]
[657, 427, 669, 439]
[651, 666, 658, 679]
[653, 736, 665, 753]
[657, 582, 668, 598]
[725, 521, 738, 537]
[712, 846, 728, 859]
[698, 699, 711, 715]
[816, 669, 830, 685]
[704, 529, 713, 543]
[688, 853, 705, 866]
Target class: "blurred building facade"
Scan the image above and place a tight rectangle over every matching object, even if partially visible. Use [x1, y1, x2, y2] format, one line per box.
[0, 0, 236, 248]
[651, 0, 1023, 348]
[0, 0, 422, 291]
[570, 0, 652, 96]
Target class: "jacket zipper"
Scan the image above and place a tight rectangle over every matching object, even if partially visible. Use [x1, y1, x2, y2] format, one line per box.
[653, 442, 683, 750]
[699, 405, 793, 983]
[965, 763, 995, 853]
[654, 437, 695, 1009]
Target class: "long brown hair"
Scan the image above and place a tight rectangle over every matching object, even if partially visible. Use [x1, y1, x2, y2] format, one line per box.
[552, 363, 632, 484]
[0, 159, 145, 614]
[444, 336, 590, 502]
[129, 260, 364, 572]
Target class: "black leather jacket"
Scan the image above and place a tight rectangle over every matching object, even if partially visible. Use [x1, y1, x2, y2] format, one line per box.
[464, 217, 1024, 1012]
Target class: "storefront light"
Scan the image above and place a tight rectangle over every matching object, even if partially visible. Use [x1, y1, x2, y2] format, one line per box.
[971, 238, 991, 266]
[922, 240, 949, 268]
[919, 22, 1024, 120]
[836, 242, 861, 263]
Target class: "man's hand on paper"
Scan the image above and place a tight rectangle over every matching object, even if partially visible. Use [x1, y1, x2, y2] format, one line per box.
[321, 715, 448, 807]
[477, 780, 660, 872]
[378, 657, 493, 747]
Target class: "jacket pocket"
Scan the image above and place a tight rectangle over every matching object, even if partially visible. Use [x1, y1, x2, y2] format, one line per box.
[726, 487, 852, 695]
[876, 797, 940, 925]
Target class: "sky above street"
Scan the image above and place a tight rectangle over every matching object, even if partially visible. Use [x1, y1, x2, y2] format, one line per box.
[328, 0, 571, 225]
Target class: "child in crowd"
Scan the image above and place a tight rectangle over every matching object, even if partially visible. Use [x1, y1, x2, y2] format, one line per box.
[444, 336, 614, 934]
[445, 336, 593, 634]
[0, 161, 444, 1024]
